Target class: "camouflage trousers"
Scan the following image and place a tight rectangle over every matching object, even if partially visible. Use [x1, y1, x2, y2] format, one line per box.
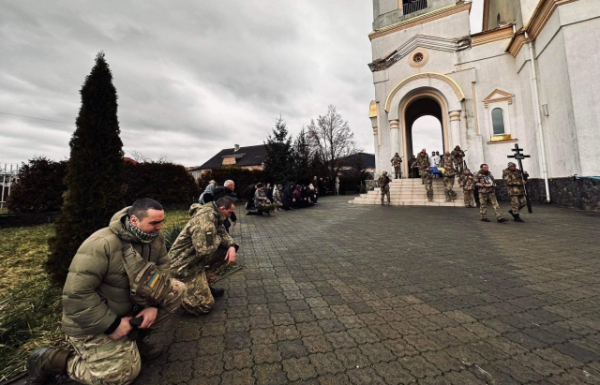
[463, 190, 475, 207]
[394, 166, 401, 179]
[443, 176, 456, 201]
[180, 248, 227, 315]
[511, 194, 527, 215]
[66, 280, 184, 385]
[424, 183, 433, 201]
[257, 203, 277, 214]
[479, 192, 503, 219]
[380, 186, 390, 204]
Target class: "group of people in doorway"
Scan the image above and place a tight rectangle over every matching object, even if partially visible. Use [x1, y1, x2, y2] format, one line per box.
[380, 146, 529, 223]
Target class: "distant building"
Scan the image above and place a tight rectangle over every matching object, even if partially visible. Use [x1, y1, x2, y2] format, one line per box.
[339, 152, 376, 177]
[189, 144, 267, 179]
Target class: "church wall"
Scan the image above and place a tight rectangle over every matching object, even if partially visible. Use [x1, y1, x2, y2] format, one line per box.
[561, 6, 600, 176]
[371, 10, 470, 61]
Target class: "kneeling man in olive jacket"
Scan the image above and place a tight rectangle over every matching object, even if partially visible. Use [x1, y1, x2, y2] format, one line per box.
[28, 198, 185, 385]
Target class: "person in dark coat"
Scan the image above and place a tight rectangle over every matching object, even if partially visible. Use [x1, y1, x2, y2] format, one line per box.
[293, 185, 303, 208]
[281, 182, 295, 210]
[265, 183, 273, 201]
[243, 184, 257, 210]
[318, 178, 326, 197]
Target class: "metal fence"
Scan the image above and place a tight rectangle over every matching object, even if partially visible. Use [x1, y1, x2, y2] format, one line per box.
[402, 0, 428, 17]
[1, 163, 20, 210]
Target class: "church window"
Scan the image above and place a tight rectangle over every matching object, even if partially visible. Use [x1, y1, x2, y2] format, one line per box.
[491, 108, 505, 135]
[413, 53, 424, 63]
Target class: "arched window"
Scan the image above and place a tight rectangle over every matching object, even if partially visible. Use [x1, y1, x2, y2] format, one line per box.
[491, 108, 505, 135]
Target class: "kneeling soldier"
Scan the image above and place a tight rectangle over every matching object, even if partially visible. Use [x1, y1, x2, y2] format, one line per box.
[28, 198, 184, 385]
[169, 197, 239, 315]
[503, 162, 528, 222]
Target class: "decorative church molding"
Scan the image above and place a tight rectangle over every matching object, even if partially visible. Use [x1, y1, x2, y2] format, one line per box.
[506, 0, 578, 57]
[369, 2, 472, 41]
[472, 25, 514, 47]
[369, 35, 470, 72]
[483, 89, 515, 108]
[385, 72, 466, 113]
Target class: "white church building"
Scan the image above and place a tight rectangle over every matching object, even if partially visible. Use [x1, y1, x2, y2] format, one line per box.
[367, 0, 600, 203]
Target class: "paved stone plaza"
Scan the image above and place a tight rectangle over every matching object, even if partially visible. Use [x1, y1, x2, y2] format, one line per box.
[82, 197, 600, 384]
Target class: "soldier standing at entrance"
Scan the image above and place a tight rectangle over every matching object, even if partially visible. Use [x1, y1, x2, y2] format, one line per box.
[440, 151, 457, 201]
[415, 149, 430, 178]
[459, 169, 476, 208]
[503, 162, 528, 222]
[474, 164, 508, 223]
[391, 153, 402, 179]
[451, 145, 466, 174]
[378, 171, 391, 205]
[422, 167, 434, 202]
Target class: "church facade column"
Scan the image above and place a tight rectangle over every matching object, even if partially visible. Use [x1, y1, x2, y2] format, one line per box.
[389, 120, 400, 173]
[373, 126, 379, 176]
[449, 111, 461, 149]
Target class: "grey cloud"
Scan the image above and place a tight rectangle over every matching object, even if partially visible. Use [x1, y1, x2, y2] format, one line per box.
[1, 0, 477, 167]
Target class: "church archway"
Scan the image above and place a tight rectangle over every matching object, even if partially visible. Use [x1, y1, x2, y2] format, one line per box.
[401, 92, 449, 176]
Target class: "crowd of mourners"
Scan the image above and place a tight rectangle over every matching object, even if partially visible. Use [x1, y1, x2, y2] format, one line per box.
[199, 176, 329, 218]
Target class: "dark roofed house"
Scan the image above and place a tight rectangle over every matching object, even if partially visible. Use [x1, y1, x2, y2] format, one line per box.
[189, 144, 267, 179]
[339, 152, 376, 174]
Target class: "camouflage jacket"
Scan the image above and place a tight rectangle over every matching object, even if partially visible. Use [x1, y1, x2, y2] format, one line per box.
[459, 174, 475, 190]
[169, 202, 238, 279]
[391, 155, 402, 167]
[378, 174, 391, 190]
[451, 149, 465, 161]
[440, 155, 457, 177]
[473, 171, 497, 194]
[415, 153, 430, 169]
[503, 169, 526, 196]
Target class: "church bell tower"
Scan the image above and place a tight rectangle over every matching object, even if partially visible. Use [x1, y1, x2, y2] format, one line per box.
[372, 0, 459, 29]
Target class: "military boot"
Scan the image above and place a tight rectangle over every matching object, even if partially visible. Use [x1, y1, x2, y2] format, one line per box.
[136, 330, 164, 361]
[508, 209, 516, 219]
[480, 217, 491, 222]
[27, 347, 70, 384]
[514, 214, 525, 223]
[498, 218, 508, 223]
[210, 286, 225, 298]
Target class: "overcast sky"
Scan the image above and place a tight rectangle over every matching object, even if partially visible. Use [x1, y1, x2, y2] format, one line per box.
[0, 1, 483, 167]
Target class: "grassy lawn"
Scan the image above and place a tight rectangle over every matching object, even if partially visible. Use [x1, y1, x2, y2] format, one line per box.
[0, 209, 191, 381]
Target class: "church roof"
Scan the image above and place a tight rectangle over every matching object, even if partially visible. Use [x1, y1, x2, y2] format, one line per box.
[194, 144, 267, 170]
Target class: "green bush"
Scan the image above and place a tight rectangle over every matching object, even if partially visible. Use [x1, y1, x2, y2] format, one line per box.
[123, 162, 200, 205]
[7, 157, 67, 213]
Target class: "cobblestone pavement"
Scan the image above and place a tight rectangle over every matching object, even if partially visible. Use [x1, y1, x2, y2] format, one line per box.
[31, 196, 600, 385]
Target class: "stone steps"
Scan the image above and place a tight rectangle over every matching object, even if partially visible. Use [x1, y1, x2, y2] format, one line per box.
[349, 178, 465, 207]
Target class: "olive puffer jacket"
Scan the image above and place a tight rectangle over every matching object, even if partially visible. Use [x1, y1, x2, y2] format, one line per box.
[62, 207, 169, 337]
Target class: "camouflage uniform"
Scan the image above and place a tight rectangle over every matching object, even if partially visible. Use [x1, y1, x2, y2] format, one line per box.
[458, 173, 476, 207]
[414, 153, 430, 177]
[503, 162, 528, 215]
[451, 147, 465, 174]
[378, 173, 391, 205]
[255, 188, 277, 214]
[391, 155, 402, 179]
[440, 155, 457, 201]
[422, 169, 434, 201]
[272, 187, 283, 207]
[473, 171, 504, 220]
[169, 202, 239, 315]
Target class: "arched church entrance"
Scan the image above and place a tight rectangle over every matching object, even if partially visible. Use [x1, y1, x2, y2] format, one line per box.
[401, 93, 449, 176]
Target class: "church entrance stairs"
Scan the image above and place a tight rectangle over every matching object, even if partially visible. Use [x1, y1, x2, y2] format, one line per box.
[349, 178, 465, 206]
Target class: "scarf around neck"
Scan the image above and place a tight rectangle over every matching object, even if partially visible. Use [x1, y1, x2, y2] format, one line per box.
[126, 218, 159, 244]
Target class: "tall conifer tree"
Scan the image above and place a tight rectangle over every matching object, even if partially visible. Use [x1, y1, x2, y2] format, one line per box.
[48, 52, 124, 283]
[263, 117, 294, 184]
